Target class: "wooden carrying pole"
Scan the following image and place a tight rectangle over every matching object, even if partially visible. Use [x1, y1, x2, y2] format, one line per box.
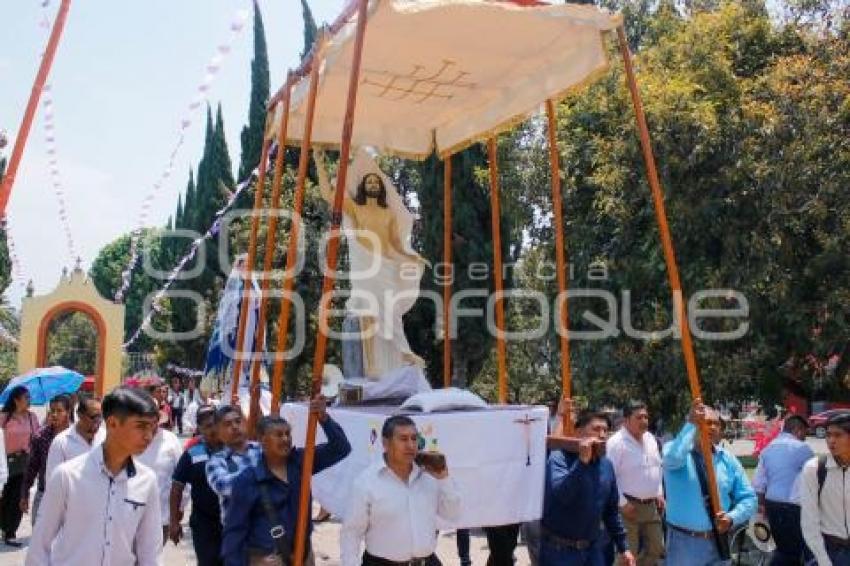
[616, 26, 720, 512]
[486, 138, 509, 404]
[293, 1, 370, 564]
[269, 44, 324, 416]
[245, 78, 292, 436]
[0, 0, 73, 217]
[442, 155, 453, 387]
[228, 135, 273, 404]
[545, 100, 574, 436]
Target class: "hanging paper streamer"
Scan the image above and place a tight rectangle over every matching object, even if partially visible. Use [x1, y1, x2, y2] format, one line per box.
[1, 217, 26, 290]
[40, 85, 78, 264]
[122, 153, 269, 351]
[114, 3, 252, 303]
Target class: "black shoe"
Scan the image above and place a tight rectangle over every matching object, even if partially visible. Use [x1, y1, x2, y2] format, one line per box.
[4, 538, 22, 547]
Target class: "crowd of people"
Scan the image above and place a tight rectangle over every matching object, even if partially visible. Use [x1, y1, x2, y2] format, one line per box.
[0, 380, 848, 565]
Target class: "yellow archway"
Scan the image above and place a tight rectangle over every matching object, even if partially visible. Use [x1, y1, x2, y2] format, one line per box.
[18, 266, 124, 397]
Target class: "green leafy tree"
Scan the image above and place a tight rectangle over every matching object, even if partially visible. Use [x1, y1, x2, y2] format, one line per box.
[45, 312, 98, 375]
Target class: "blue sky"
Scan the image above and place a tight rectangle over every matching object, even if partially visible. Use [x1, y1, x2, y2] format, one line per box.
[1, 0, 347, 306]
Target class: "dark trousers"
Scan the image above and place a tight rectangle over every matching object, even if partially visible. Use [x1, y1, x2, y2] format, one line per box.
[826, 540, 850, 566]
[485, 524, 520, 566]
[191, 514, 223, 566]
[540, 540, 607, 566]
[1, 474, 25, 539]
[764, 500, 811, 565]
[457, 529, 471, 566]
[172, 407, 184, 434]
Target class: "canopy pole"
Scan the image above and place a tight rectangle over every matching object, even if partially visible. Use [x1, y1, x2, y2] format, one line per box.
[545, 100, 574, 436]
[293, 0, 370, 563]
[616, 26, 720, 512]
[228, 134, 273, 405]
[0, 0, 72, 217]
[245, 77, 292, 437]
[486, 138, 508, 404]
[269, 44, 323, 417]
[442, 154, 453, 387]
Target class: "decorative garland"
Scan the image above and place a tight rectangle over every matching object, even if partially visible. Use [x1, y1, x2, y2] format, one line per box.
[115, 3, 252, 303]
[41, 85, 78, 264]
[1, 217, 25, 291]
[122, 154, 268, 350]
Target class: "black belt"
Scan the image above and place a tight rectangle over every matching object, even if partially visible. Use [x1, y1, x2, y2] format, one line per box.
[824, 534, 850, 548]
[669, 523, 715, 541]
[624, 494, 656, 505]
[363, 551, 434, 566]
[764, 500, 800, 509]
[541, 526, 594, 551]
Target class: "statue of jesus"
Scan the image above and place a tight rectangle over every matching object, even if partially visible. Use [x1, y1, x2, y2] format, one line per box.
[314, 147, 427, 380]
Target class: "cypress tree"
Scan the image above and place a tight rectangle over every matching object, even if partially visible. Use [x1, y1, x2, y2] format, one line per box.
[183, 170, 197, 232]
[300, 0, 318, 61]
[405, 146, 511, 388]
[193, 107, 215, 233]
[212, 103, 235, 211]
[238, 0, 270, 182]
[174, 192, 184, 230]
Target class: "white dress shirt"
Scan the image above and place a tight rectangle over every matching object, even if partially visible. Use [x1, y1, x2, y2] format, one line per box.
[800, 455, 850, 566]
[137, 428, 183, 526]
[340, 460, 461, 566]
[25, 445, 162, 566]
[45, 424, 105, 483]
[606, 427, 663, 506]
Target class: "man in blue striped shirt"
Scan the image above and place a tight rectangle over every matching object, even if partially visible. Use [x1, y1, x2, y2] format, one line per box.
[752, 415, 814, 565]
[205, 405, 262, 523]
[663, 400, 756, 565]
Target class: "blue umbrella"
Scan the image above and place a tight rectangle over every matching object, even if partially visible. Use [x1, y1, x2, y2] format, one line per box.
[0, 367, 85, 406]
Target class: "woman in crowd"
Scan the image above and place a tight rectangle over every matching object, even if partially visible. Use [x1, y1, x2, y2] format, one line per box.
[0, 386, 39, 546]
[21, 393, 73, 525]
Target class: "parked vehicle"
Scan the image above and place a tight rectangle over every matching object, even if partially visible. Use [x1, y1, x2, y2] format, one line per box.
[809, 409, 850, 438]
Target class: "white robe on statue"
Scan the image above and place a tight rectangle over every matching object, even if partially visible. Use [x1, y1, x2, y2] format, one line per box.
[341, 149, 425, 379]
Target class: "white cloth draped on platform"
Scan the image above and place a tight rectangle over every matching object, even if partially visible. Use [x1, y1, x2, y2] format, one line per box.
[282, 403, 548, 528]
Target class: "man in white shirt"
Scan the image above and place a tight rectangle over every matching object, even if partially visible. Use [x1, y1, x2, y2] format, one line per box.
[45, 394, 105, 482]
[606, 401, 664, 566]
[801, 412, 850, 566]
[26, 386, 162, 566]
[137, 421, 183, 544]
[341, 415, 461, 566]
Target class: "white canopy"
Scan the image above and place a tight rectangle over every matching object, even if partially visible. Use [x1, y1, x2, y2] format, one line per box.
[267, 0, 621, 158]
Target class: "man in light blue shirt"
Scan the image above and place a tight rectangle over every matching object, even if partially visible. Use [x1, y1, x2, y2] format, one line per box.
[752, 415, 814, 565]
[663, 401, 756, 565]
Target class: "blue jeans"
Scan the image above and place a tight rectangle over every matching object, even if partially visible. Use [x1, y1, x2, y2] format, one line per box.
[540, 540, 606, 566]
[665, 527, 729, 566]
